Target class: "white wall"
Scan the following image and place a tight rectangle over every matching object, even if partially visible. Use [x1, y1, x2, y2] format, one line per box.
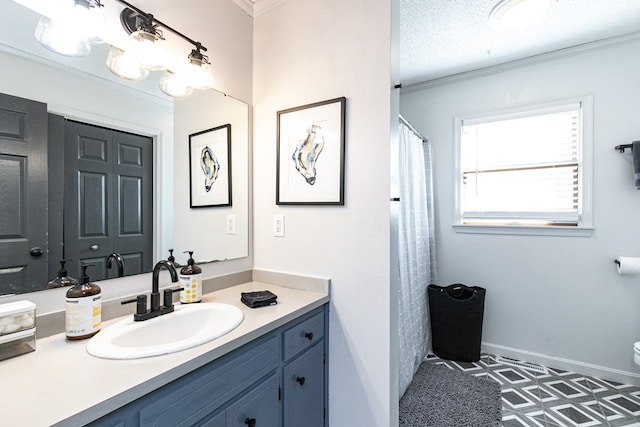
[253, 0, 396, 425]
[401, 37, 640, 384]
[173, 90, 250, 264]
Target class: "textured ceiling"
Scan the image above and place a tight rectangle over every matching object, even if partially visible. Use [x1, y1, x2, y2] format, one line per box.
[400, 0, 640, 86]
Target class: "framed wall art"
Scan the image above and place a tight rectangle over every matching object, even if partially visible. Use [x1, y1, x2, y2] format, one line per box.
[276, 97, 346, 205]
[189, 124, 232, 208]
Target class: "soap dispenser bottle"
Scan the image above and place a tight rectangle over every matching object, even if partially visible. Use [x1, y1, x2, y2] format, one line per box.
[65, 264, 102, 340]
[179, 251, 202, 304]
[46, 260, 78, 289]
[167, 248, 181, 269]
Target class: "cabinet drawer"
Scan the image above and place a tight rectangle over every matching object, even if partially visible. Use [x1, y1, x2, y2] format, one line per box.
[138, 335, 278, 427]
[283, 310, 324, 361]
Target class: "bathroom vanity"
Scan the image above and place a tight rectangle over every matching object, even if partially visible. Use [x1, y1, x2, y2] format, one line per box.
[0, 275, 329, 427]
[91, 306, 327, 426]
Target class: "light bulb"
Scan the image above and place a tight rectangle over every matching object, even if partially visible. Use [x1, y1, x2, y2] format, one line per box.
[186, 62, 214, 90]
[106, 46, 149, 81]
[184, 49, 214, 90]
[35, 15, 91, 57]
[34, 0, 106, 56]
[130, 29, 166, 71]
[69, 0, 106, 45]
[160, 71, 193, 97]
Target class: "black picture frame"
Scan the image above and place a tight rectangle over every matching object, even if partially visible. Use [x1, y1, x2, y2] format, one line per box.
[276, 97, 346, 205]
[189, 124, 232, 208]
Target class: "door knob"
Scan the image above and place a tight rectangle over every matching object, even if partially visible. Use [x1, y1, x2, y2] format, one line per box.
[296, 376, 306, 386]
[244, 418, 256, 427]
[304, 332, 314, 340]
[90, 245, 98, 251]
[29, 247, 44, 257]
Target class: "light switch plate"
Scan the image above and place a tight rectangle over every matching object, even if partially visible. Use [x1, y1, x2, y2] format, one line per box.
[226, 214, 236, 235]
[273, 214, 284, 237]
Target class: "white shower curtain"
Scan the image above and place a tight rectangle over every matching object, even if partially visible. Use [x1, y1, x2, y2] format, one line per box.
[398, 117, 437, 398]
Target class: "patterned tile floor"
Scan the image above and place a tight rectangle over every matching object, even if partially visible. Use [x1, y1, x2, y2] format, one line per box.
[424, 354, 640, 426]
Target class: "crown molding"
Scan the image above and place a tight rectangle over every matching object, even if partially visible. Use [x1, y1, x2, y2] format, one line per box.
[231, 0, 254, 16]
[253, 0, 289, 17]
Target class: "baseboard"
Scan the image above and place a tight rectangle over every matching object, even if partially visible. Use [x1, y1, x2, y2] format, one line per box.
[482, 342, 640, 387]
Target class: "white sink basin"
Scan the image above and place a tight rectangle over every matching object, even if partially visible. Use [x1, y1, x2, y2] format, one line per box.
[86, 303, 244, 359]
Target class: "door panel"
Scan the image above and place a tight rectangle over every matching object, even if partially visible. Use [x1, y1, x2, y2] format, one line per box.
[118, 253, 143, 278]
[112, 129, 152, 276]
[80, 172, 108, 237]
[119, 175, 143, 235]
[0, 94, 47, 294]
[65, 122, 112, 279]
[79, 134, 108, 162]
[0, 155, 25, 235]
[65, 121, 152, 280]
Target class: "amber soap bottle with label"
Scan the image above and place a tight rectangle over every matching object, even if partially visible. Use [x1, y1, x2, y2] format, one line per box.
[179, 251, 202, 303]
[65, 264, 102, 340]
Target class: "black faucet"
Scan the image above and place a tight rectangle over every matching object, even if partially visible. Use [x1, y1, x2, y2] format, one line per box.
[106, 253, 125, 277]
[121, 260, 181, 321]
[151, 260, 179, 311]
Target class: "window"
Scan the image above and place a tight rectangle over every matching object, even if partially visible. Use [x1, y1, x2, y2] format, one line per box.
[454, 96, 593, 236]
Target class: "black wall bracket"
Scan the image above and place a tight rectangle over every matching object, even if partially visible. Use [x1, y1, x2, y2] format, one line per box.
[615, 141, 640, 153]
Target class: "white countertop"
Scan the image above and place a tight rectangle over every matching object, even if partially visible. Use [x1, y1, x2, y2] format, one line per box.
[0, 281, 329, 427]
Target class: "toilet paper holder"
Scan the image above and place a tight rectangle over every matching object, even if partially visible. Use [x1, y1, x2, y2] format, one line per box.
[614, 257, 640, 275]
[615, 143, 634, 153]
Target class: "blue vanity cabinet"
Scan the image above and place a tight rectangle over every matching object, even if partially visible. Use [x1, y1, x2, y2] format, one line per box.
[88, 305, 327, 427]
[281, 310, 326, 426]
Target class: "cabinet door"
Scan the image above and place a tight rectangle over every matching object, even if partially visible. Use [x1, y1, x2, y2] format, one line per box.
[197, 410, 225, 427]
[226, 374, 279, 427]
[283, 341, 324, 427]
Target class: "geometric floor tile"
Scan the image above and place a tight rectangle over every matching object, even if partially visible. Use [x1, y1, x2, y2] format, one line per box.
[603, 394, 640, 417]
[423, 353, 640, 426]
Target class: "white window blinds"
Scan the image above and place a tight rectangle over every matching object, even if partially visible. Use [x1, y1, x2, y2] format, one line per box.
[460, 103, 581, 226]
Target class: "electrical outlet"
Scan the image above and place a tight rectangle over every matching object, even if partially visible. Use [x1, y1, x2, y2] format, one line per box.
[273, 214, 284, 237]
[226, 214, 236, 235]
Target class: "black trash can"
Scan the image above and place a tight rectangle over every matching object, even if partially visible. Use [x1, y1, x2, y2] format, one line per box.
[428, 283, 486, 362]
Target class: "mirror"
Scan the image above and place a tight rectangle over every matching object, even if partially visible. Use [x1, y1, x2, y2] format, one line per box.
[0, 0, 249, 296]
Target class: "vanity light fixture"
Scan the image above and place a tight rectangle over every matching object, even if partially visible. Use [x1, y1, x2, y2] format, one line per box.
[34, 0, 105, 57]
[489, 0, 558, 30]
[25, 0, 215, 97]
[109, 0, 214, 96]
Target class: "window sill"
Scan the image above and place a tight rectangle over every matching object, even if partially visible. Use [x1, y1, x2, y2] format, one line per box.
[453, 224, 594, 237]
